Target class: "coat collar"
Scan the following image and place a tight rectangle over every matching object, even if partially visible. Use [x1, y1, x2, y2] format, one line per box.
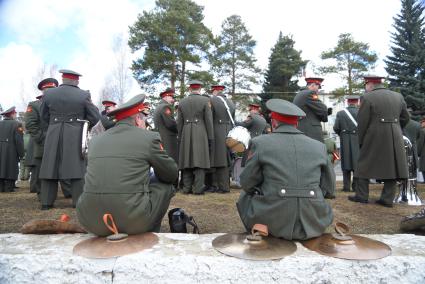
[272, 123, 303, 134]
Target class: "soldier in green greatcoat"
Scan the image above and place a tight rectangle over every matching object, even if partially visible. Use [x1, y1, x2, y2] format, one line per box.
[237, 99, 334, 240]
[209, 85, 235, 193]
[100, 100, 117, 130]
[0, 107, 25, 192]
[39, 70, 99, 210]
[153, 88, 178, 163]
[177, 80, 214, 195]
[349, 75, 410, 207]
[25, 78, 72, 198]
[333, 95, 360, 192]
[237, 103, 267, 138]
[77, 95, 177, 236]
[293, 77, 329, 143]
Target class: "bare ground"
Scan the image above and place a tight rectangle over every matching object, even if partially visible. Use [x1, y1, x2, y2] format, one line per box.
[1, 181, 424, 235]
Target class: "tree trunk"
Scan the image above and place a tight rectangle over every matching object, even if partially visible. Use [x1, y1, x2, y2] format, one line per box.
[180, 61, 186, 97]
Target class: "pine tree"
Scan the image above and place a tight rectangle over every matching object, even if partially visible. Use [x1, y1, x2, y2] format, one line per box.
[210, 15, 260, 95]
[385, 0, 425, 102]
[262, 32, 307, 103]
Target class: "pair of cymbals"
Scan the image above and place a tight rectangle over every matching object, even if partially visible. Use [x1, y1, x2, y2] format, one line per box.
[212, 223, 391, 261]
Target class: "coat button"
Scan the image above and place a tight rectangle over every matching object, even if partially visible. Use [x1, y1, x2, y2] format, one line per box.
[381, 118, 384, 122]
[395, 119, 398, 122]
[70, 119, 73, 122]
[54, 118, 58, 121]
[310, 191, 315, 196]
[186, 120, 189, 122]
[281, 189, 286, 195]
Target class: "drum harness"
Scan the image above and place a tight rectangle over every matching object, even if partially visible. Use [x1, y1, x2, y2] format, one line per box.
[217, 96, 235, 127]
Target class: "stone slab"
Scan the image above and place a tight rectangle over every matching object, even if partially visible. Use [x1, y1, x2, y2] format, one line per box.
[1, 233, 424, 283]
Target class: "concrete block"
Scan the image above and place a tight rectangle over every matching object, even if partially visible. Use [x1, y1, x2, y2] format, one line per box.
[0, 233, 424, 283]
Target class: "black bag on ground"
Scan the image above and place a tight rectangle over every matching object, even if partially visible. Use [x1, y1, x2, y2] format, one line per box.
[168, 208, 199, 234]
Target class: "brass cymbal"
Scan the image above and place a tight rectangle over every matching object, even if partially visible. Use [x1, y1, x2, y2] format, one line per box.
[302, 233, 391, 260]
[212, 233, 297, 260]
[73, 232, 158, 259]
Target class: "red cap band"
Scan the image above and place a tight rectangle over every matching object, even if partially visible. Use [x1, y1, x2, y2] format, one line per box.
[114, 103, 145, 121]
[102, 102, 116, 107]
[189, 84, 202, 89]
[62, 74, 79, 80]
[365, 78, 382, 84]
[211, 86, 225, 91]
[160, 92, 174, 98]
[271, 112, 299, 126]
[306, 79, 323, 85]
[347, 99, 359, 104]
[41, 82, 57, 89]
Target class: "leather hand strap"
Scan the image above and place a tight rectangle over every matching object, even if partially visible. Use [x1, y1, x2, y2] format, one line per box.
[103, 213, 119, 235]
[252, 224, 268, 236]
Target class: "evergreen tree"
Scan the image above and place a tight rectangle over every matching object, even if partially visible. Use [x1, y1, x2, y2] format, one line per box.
[128, 0, 213, 97]
[211, 15, 260, 95]
[385, 0, 425, 103]
[319, 33, 377, 97]
[262, 32, 307, 103]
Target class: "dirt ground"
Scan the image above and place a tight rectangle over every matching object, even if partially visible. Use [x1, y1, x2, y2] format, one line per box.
[1, 181, 424, 235]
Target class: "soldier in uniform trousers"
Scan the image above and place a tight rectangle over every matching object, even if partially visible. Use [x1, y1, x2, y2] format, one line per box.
[77, 95, 177, 235]
[177, 80, 214, 195]
[237, 99, 334, 240]
[0, 107, 25, 192]
[349, 75, 410, 207]
[402, 119, 422, 171]
[153, 88, 178, 163]
[208, 85, 235, 193]
[100, 100, 117, 130]
[293, 77, 330, 143]
[417, 117, 425, 180]
[333, 95, 360, 192]
[39, 70, 100, 210]
[25, 78, 72, 198]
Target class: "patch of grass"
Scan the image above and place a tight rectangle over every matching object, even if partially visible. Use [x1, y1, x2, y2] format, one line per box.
[1, 181, 424, 235]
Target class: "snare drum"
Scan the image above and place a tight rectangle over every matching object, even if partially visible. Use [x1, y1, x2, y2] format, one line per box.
[226, 126, 251, 153]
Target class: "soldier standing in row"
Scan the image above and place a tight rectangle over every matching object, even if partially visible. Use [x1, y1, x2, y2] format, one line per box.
[77, 95, 177, 235]
[333, 95, 360, 192]
[25, 78, 72, 198]
[209, 85, 235, 193]
[153, 88, 178, 164]
[100, 100, 117, 130]
[39, 70, 99, 210]
[177, 80, 214, 195]
[237, 99, 334, 240]
[0, 107, 25, 192]
[293, 77, 329, 143]
[349, 75, 409, 207]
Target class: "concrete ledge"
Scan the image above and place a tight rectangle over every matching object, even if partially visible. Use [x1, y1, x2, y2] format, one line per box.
[1, 233, 424, 283]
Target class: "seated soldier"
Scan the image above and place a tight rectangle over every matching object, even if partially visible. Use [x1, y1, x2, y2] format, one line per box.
[77, 95, 178, 236]
[237, 99, 335, 240]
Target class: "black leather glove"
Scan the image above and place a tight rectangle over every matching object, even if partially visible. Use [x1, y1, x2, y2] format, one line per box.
[327, 107, 333, 115]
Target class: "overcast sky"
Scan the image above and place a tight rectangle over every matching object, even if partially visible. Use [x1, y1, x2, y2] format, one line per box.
[0, 0, 401, 111]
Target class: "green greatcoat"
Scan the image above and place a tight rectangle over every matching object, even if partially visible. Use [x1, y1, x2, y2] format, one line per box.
[293, 89, 328, 142]
[417, 128, 425, 172]
[177, 93, 214, 169]
[153, 100, 178, 163]
[237, 124, 334, 240]
[402, 119, 422, 163]
[355, 86, 410, 179]
[0, 117, 25, 180]
[237, 113, 267, 138]
[210, 94, 235, 167]
[77, 119, 178, 236]
[24, 100, 47, 159]
[333, 106, 359, 171]
[40, 84, 100, 179]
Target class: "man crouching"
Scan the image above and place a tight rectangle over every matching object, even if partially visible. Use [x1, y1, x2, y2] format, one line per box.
[77, 94, 178, 236]
[237, 99, 335, 240]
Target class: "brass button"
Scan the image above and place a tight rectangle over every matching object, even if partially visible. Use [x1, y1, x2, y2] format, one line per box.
[281, 189, 286, 194]
[310, 191, 315, 196]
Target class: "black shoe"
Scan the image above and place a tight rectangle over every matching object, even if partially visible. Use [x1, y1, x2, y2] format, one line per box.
[182, 191, 192, 195]
[41, 205, 53, 210]
[193, 191, 205, 195]
[375, 199, 393, 208]
[203, 186, 217, 193]
[216, 188, 230, 194]
[342, 188, 350, 192]
[348, 196, 368, 204]
[324, 193, 335, 199]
